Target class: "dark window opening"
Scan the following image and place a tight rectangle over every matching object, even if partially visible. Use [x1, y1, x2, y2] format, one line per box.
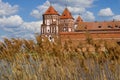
[115, 25, 118, 28]
[50, 37, 52, 40]
[85, 27, 87, 29]
[48, 30, 50, 32]
[108, 26, 112, 28]
[117, 42, 120, 45]
[98, 26, 102, 28]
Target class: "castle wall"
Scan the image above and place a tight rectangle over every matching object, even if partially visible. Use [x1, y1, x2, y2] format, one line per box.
[59, 31, 120, 42]
[41, 6, 120, 43]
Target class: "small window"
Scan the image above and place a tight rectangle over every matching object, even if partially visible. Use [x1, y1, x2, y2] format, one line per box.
[108, 26, 112, 28]
[115, 25, 118, 28]
[85, 27, 87, 29]
[50, 37, 52, 40]
[48, 30, 50, 32]
[117, 41, 120, 45]
[98, 26, 102, 28]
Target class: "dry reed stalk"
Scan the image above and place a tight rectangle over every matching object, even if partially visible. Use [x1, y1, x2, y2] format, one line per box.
[0, 35, 120, 80]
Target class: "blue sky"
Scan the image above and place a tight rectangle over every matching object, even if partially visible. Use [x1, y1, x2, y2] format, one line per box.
[0, 0, 120, 40]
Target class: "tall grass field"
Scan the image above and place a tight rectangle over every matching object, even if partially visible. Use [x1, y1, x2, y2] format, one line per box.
[0, 35, 120, 80]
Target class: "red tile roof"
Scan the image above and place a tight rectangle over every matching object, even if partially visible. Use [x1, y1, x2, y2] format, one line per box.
[44, 6, 59, 15]
[60, 8, 74, 19]
[76, 16, 83, 22]
[76, 21, 120, 30]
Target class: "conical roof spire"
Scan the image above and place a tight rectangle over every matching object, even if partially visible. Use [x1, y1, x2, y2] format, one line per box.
[44, 6, 59, 15]
[60, 8, 74, 19]
[76, 15, 83, 22]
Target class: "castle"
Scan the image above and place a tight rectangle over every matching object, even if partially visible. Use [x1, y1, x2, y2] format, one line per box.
[41, 6, 120, 42]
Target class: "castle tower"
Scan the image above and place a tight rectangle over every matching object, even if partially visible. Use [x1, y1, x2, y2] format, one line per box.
[75, 15, 83, 24]
[74, 15, 83, 29]
[59, 8, 74, 32]
[41, 6, 60, 36]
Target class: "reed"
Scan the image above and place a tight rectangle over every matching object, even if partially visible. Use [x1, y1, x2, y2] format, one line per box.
[0, 35, 120, 80]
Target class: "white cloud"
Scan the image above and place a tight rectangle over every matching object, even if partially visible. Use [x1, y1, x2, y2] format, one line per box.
[0, 15, 23, 27]
[0, 0, 42, 40]
[0, 0, 19, 16]
[98, 8, 114, 17]
[50, 0, 94, 8]
[112, 15, 120, 21]
[13, 20, 41, 39]
[30, 0, 95, 19]
[22, 21, 42, 33]
[0, 15, 42, 40]
[82, 11, 95, 21]
[68, 7, 86, 14]
[30, 0, 50, 19]
[30, 10, 41, 19]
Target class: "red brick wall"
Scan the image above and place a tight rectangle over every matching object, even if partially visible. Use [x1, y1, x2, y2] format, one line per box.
[59, 32, 120, 41]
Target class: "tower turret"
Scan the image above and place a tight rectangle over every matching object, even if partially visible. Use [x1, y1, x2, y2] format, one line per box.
[59, 8, 74, 32]
[41, 6, 60, 36]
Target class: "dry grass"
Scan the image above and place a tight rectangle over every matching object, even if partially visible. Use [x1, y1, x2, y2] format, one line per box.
[0, 35, 120, 80]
